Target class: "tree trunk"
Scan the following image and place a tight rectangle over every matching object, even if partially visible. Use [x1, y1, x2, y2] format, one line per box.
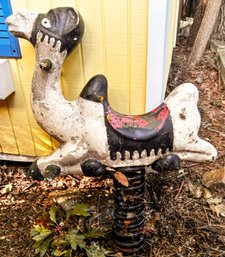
[182, 0, 200, 18]
[188, 0, 207, 46]
[212, 0, 225, 40]
[188, 0, 223, 65]
[177, 0, 184, 36]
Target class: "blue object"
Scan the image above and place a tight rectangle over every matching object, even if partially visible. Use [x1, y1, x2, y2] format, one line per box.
[0, 0, 21, 58]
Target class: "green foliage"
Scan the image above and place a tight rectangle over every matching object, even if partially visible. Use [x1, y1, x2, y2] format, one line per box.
[49, 204, 57, 224]
[66, 203, 91, 219]
[31, 203, 111, 257]
[65, 229, 86, 251]
[85, 243, 111, 257]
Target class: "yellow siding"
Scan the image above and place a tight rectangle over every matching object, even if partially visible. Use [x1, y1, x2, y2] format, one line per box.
[1, 0, 149, 156]
[0, 100, 18, 154]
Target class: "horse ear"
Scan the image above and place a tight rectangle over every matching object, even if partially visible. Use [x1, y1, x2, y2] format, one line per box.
[63, 8, 80, 34]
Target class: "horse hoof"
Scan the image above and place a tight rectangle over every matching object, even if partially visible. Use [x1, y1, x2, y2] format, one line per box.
[152, 154, 180, 172]
[43, 165, 61, 180]
[81, 159, 106, 177]
[29, 160, 44, 180]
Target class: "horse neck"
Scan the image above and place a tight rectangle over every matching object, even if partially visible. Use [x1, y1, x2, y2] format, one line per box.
[31, 47, 66, 104]
[30, 45, 80, 141]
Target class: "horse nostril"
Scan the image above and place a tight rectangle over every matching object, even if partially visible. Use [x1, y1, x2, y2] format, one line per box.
[29, 160, 44, 180]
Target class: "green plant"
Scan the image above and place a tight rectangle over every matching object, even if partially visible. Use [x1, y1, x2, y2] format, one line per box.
[31, 203, 111, 257]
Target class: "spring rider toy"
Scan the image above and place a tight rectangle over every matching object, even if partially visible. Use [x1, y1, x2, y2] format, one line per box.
[6, 7, 217, 254]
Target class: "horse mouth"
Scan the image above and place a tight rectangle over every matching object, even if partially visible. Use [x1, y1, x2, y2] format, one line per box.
[6, 23, 17, 35]
[7, 24, 28, 39]
[9, 29, 25, 38]
[7, 27, 15, 34]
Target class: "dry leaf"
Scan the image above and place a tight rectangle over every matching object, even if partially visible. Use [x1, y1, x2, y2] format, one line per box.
[207, 197, 222, 205]
[57, 179, 64, 187]
[124, 220, 131, 227]
[1, 183, 13, 195]
[126, 212, 136, 219]
[114, 172, 129, 187]
[203, 188, 212, 199]
[154, 212, 161, 221]
[209, 203, 225, 217]
[188, 181, 202, 198]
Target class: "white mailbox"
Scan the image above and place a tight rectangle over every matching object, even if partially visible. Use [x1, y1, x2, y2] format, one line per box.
[0, 59, 15, 100]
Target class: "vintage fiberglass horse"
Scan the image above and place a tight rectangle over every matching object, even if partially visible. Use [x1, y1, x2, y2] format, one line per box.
[6, 7, 217, 180]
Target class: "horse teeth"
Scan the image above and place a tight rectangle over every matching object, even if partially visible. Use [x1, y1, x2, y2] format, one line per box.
[125, 151, 130, 160]
[150, 149, 155, 157]
[132, 150, 139, 160]
[49, 37, 55, 47]
[114, 148, 163, 162]
[56, 40, 62, 50]
[44, 35, 49, 43]
[141, 149, 147, 158]
[116, 152, 122, 160]
[36, 32, 43, 43]
[158, 149, 162, 156]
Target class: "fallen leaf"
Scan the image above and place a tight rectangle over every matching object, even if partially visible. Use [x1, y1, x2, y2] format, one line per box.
[65, 229, 86, 251]
[207, 197, 222, 205]
[12, 222, 18, 228]
[114, 172, 129, 187]
[209, 203, 225, 217]
[124, 220, 131, 227]
[66, 203, 90, 219]
[85, 242, 112, 257]
[1, 183, 13, 195]
[154, 212, 161, 221]
[57, 179, 64, 187]
[203, 188, 212, 199]
[188, 181, 202, 198]
[49, 204, 57, 224]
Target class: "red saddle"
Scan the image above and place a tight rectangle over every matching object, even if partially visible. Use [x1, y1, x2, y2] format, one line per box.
[106, 103, 170, 141]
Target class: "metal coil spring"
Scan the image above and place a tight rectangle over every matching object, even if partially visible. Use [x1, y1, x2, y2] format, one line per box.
[114, 167, 146, 254]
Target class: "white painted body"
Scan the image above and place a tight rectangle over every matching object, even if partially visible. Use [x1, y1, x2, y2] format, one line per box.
[165, 83, 217, 162]
[6, 9, 217, 178]
[36, 81, 217, 177]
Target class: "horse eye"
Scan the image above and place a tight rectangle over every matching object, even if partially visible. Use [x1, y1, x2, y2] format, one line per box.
[41, 18, 51, 28]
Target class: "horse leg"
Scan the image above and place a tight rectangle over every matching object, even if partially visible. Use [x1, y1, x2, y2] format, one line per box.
[29, 141, 88, 180]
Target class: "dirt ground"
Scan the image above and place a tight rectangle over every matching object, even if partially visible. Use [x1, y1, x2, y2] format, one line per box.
[1, 40, 225, 257]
